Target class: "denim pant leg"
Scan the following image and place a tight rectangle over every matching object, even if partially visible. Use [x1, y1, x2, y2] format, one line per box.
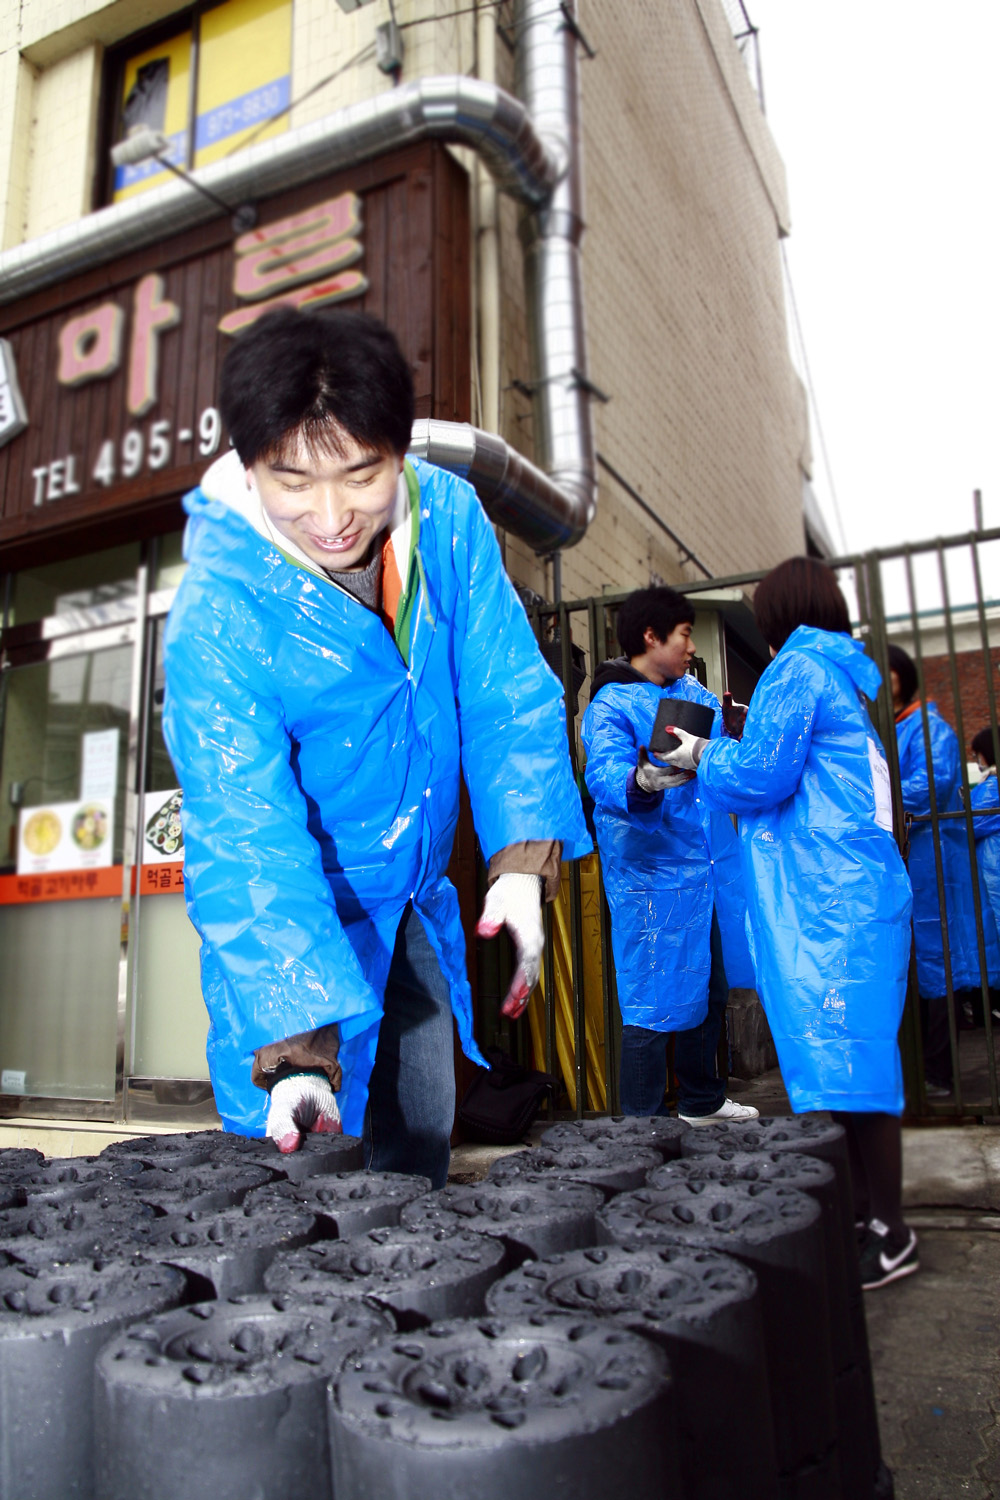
[673, 911, 728, 1117]
[619, 1026, 671, 1117]
[362, 905, 456, 1189]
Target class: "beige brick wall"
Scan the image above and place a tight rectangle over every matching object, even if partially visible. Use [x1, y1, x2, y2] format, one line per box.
[497, 0, 808, 602]
[23, 44, 100, 240]
[0, 50, 34, 248]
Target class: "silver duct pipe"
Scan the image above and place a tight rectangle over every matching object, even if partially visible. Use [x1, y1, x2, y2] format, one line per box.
[0, 77, 559, 304]
[409, 419, 581, 553]
[514, 0, 596, 538]
[0, 20, 596, 550]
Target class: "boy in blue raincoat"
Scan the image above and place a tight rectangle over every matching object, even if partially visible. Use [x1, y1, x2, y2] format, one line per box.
[163, 309, 589, 1185]
[888, 645, 1000, 1091]
[580, 585, 758, 1125]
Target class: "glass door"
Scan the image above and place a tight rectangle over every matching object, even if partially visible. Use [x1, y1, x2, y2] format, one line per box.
[0, 626, 135, 1107]
[125, 600, 213, 1123]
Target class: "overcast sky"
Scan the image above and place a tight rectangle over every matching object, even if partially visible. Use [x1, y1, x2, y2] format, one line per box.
[747, 1, 1000, 612]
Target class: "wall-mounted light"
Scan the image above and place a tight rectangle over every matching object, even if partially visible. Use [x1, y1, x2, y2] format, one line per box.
[333, 0, 377, 10]
[110, 128, 258, 235]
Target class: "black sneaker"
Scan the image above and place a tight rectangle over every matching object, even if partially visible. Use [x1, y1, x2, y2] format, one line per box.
[859, 1219, 919, 1291]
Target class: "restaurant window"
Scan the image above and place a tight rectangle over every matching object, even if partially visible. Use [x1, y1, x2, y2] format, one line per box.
[102, 0, 293, 206]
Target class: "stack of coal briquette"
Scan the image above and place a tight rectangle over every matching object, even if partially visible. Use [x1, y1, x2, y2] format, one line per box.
[0, 1115, 892, 1500]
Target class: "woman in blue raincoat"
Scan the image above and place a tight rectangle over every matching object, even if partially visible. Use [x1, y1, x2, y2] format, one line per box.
[663, 557, 918, 1290]
[888, 646, 1000, 1087]
[581, 585, 756, 1125]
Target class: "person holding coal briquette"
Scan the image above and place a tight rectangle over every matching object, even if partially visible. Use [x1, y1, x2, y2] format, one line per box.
[163, 308, 589, 1186]
[580, 585, 758, 1125]
[659, 557, 919, 1289]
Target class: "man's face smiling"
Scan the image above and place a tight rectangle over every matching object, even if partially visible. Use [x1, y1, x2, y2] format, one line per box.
[643, 621, 696, 684]
[250, 428, 404, 572]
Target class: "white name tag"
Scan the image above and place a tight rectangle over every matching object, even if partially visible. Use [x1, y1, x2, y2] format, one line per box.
[868, 737, 893, 831]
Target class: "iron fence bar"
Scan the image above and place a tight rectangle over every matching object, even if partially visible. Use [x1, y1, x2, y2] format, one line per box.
[542, 897, 556, 1080]
[903, 545, 963, 1114]
[969, 538, 1000, 785]
[936, 542, 999, 1112]
[568, 856, 586, 1117]
[968, 534, 1000, 1109]
[864, 554, 927, 1107]
[557, 601, 587, 1115]
[587, 594, 618, 1113]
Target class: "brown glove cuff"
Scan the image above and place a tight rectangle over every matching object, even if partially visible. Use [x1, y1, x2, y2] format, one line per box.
[251, 1024, 342, 1094]
[487, 839, 562, 903]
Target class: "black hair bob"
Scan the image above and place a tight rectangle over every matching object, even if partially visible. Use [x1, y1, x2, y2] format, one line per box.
[971, 727, 998, 767]
[752, 556, 851, 653]
[218, 307, 415, 467]
[886, 644, 918, 708]
[617, 586, 696, 659]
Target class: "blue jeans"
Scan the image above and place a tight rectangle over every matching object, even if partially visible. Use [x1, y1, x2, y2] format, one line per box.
[362, 904, 456, 1189]
[619, 912, 729, 1117]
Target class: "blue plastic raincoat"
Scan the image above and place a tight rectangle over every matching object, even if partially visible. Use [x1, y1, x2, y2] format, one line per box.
[581, 668, 754, 1031]
[164, 452, 590, 1137]
[971, 770, 1000, 948]
[697, 625, 913, 1114]
[895, 703, 999, 997]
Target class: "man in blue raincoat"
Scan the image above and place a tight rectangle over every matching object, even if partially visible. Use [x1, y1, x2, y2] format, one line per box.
[888, 645, 1000, 1093]
[163, 308, 589, 1185]
[580, 586, 758, 1124]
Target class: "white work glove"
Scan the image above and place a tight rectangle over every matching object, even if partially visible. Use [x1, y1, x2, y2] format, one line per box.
[476, 872, 544, 1021]
[265, 1072, 342, 1155]
[659, 724, 709, 773]
[635, 746, 696, 792]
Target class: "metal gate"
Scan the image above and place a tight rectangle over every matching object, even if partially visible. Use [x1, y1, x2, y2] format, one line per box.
[513, 522, 1000, 1123]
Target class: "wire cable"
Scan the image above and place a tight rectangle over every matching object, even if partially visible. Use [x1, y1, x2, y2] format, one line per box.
[225, 41, 378, 156]
[780, 239, 849, 554]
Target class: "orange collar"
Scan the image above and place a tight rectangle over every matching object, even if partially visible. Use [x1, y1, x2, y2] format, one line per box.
[895, 700, 923, 725]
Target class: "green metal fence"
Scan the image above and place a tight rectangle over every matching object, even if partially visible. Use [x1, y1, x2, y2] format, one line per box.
[517, 522, 1000, 1123]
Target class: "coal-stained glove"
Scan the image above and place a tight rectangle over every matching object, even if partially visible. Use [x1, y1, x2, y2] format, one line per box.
[635, 746, 696, 792]
[265, 1071, 342, 1154]
[659, 725, 709, 772]
[722, 692, 748, 740]
[476, 872, 544, 1021]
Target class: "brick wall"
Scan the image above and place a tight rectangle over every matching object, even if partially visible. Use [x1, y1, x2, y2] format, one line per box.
[917, 648, 1000, 751]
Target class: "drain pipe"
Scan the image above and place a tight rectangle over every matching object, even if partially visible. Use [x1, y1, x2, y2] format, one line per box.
[516, 0, 596, 535]
[411, 0, 596, 551]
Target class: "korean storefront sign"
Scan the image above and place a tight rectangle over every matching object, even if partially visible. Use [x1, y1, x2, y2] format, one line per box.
[0, 143, 470, 559]
[2, 188, 367, 510]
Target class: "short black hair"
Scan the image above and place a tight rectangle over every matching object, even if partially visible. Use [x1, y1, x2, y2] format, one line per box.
[887, 644, 918, 707]
[617, 586, 695, 660]
[752, 556, 851, 652]
[972, 727, 998, 766]
[219, 307, 415, 467]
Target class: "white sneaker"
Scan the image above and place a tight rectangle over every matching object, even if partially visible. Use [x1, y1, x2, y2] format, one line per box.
[678, 1098, 760, 1127]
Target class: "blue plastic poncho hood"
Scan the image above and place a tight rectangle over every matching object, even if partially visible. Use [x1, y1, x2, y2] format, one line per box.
[581, 669, 753, 1031]
[697, 625, 913, 1114]
[163, 454, 590, 1135]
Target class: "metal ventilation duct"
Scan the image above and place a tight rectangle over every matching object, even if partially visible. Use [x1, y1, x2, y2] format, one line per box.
[0, 2, 596, 550]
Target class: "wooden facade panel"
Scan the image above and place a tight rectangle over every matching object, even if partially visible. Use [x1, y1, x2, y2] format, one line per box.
[0, 143, 470, 569]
